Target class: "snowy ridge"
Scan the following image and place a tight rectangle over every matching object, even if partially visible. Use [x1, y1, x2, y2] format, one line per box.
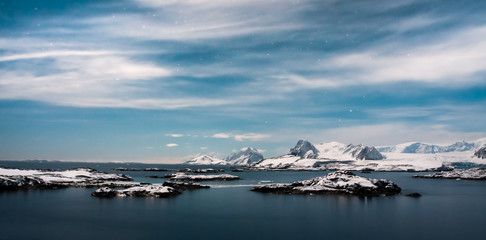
[254, 140, 384, 169]
[184, 154, 228, 165]
[377, 140, 479, 154]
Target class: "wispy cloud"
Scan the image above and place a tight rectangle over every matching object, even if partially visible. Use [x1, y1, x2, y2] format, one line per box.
[212, 132, 270, 141]
[166, 134, 184, 138]
[234, 133, 270, 142]
[166, 143, 179, 148]
[212, 133, 231, 139]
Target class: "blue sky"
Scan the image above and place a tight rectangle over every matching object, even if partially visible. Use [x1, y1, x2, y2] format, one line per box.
[1, 0, 485, 163]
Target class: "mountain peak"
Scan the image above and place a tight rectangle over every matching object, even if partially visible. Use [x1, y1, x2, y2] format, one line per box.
[343, 144, 384, 160]
[289, 140, 319, 159]
[224, 147, 264, 165]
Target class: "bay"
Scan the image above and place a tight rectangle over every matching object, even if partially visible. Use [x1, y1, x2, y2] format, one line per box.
[1, 161, 485, 240]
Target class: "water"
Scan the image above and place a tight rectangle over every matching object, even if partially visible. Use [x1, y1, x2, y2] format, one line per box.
[1, 161, 485, 240]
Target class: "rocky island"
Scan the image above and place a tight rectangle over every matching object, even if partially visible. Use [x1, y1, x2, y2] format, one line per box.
[251, 170, 401, 196]
[413, 168, 486, 180]
[91, 185, 182, 198]
[164, 172, 240, 181]
[0, 167, 134, 190]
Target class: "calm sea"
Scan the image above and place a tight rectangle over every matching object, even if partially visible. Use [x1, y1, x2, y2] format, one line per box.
[1, 161, 485, 240]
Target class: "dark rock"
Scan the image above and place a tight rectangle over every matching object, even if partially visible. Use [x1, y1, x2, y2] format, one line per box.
[163, 181, 210, 190]
[91, 187, 117, 198]
[405, 193, 422, 197]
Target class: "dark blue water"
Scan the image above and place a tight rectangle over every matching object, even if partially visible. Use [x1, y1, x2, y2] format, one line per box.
[1, 161, 485, 240]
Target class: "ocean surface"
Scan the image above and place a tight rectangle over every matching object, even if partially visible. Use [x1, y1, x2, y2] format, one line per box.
[1, 161, 485, 240]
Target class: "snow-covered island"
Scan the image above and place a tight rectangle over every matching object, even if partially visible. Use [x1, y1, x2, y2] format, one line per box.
[164, 172, 240, 181]
[91, 185, 181, 198]
[0, 166, 217, 198]
[251, 170, 401, 197]
[113, 167, 168, 172]
[0, 167, 134, 190]
[413, 168, 486, 180]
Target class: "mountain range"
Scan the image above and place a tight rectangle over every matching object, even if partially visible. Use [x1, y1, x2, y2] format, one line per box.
[184, 138, 486, 167]
[185, 147, 264, 166]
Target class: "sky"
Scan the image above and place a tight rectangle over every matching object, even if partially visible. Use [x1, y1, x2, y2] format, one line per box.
[1, 0, 485, 163]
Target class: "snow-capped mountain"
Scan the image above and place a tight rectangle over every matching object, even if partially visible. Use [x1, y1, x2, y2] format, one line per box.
[474, 146, 486, 159]
[343, 144, 384, 160]
[312, 141, 383, 160]
[224, 147, 264, 165]
[184, 154, 228, 165]
[377, 141, 477, 154]
[289, 140, 319, 159]
[253, 140, 384, 169]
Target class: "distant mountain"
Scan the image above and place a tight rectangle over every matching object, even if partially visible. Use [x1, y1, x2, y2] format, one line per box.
[184, 154, 228, 165]
[289, 140, 319, 159]
[343, 144, 384, 160]
[261, 140, 383, 163]
[377, 141, 477, 154]
[312, 141, 383, 160]
[224, 147, 264, 165]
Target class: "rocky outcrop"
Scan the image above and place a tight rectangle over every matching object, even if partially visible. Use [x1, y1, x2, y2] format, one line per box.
[413, 168, 486, 180]
[251, 170, 401, 196]
[474, 146, 486, 159]
[289, 140, 319, 159]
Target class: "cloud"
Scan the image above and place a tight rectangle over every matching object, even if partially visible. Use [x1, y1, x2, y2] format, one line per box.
[234, 133, 270, 142]
[166, 134, 184, 138]
[276, 24, 486, 90]
[94, 0, 307, 41]
[166, 143, 179, 148]
[212, 132, 270, 141]
[309, 124, 486, 146]
[212, 133, 231, 139]
[0, 50, 236, 109]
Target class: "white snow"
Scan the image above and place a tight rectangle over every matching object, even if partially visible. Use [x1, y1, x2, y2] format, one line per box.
[166, 173, 239, 181]
[0, 167, 132, 187]
[253, 138, 486, 171]
[117, 184, 171, 195]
